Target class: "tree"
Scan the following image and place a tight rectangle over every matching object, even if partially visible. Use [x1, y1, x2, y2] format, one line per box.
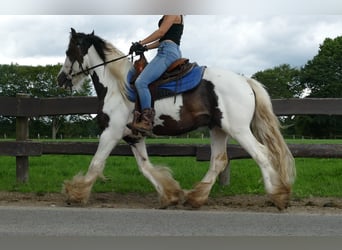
[301, 36, 342, 98]
[0, 64, 94, 139]
[252, 64, 302, 99]
[296, 36, 342, 138]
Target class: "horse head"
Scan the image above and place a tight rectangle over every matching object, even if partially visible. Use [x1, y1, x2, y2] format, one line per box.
[57, 28, 95, 90]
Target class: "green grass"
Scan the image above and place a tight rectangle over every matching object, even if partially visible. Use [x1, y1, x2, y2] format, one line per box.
[2, 138, 342, 144]
[292, 158, 342, 197]
[0, 154, 341, 198]
[1, 138, 341, 198]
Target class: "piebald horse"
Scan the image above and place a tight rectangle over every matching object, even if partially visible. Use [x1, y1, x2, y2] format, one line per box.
[57, 28, 295, 210]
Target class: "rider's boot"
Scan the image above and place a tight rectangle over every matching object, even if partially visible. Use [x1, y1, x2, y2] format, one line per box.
[127, 108, 155, 136]
[128, 108, 155, 136]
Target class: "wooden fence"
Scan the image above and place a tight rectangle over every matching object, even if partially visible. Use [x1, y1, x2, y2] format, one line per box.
[0, 94, 342, 184]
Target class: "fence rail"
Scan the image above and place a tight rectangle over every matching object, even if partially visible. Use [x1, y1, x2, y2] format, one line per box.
[1, 141, 342, 159]
[0, 95, 341, 183]
[1, 96, 342, 116]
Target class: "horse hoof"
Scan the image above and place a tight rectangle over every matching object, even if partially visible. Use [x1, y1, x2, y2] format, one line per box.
[183, 189, 207, 209]
[183, 199, 207, 209]
[158, 190, 184, 209]
[182, 182, 211, 209]
[62, 174, 93, 204]
[269, 192, 291, 211]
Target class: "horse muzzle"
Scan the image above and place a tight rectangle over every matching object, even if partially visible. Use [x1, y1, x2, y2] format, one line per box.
[57, 71, 73, 89]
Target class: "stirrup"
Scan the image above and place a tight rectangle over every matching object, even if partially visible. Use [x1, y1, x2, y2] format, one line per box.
[134, 127, 154, 137]
[126, 124, 154, 137]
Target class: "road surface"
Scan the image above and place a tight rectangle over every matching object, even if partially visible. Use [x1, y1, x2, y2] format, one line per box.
[0, 206, 342, 236]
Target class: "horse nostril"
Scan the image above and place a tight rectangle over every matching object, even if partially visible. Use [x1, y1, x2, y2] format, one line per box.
[65, 79, 73, 90]
[57, 72, 68, 87]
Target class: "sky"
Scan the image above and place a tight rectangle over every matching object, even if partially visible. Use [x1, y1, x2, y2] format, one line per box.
[0, 1, 341, 77]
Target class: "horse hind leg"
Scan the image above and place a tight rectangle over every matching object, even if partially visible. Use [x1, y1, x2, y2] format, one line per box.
[234, 129, 291, 210]
[184, 127, 228, 208]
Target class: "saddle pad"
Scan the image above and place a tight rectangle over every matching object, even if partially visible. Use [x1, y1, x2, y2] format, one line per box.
[126, 65, 206, 102]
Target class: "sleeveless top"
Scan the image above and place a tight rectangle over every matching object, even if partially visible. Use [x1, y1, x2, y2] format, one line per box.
[158, 15, 184, 45]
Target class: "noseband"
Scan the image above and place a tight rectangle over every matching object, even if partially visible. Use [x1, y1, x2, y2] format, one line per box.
[62, 60, 79, 90]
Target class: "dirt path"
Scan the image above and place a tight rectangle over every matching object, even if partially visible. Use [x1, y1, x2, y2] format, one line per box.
[1, 191, 342, 214]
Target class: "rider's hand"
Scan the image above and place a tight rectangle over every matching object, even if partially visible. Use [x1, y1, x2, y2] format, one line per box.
[129, 42, 148, 55]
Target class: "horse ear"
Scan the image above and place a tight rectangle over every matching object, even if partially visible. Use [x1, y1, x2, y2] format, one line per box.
[91, 30, 94, 35]
[71, 28, 76, 35]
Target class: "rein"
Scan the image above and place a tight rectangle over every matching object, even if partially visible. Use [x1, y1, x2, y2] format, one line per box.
[71, 53, 133, 77]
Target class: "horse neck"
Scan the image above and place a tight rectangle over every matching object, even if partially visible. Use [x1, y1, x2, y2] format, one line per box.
[87, 45, 131, 102]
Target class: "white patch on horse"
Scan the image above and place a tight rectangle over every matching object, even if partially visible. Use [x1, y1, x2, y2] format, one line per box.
[154, 95, 183, 126]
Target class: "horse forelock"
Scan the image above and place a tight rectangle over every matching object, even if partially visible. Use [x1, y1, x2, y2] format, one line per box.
[69, 31, 109, 63]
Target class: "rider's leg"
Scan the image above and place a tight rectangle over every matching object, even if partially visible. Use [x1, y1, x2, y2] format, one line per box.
[129, 41, 181, 135]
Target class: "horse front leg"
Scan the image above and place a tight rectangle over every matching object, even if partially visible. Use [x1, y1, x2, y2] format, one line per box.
[63, 126, 122, 204]
[131, 140, 184, 208]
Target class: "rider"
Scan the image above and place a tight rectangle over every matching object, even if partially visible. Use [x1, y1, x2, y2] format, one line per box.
[128, 15, 184, 135]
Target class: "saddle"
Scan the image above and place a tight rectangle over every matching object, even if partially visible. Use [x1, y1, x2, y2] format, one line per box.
[130, 54, 196, 105]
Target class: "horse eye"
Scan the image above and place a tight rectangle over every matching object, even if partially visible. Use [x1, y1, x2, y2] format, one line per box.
[66, 50, 71, 57]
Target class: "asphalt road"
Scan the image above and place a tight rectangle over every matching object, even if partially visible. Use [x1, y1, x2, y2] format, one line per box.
[0, 206, 342, 236]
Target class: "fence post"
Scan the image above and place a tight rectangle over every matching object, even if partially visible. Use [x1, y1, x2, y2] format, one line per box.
[16, 93, 30, 183]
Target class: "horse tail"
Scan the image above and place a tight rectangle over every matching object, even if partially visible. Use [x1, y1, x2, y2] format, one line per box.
[246, 78, 296, 189]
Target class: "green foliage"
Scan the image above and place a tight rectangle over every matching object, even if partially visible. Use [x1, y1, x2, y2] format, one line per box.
[0, 64, 65, 97]
[294, 114, 342, 139]
[0, 63, 95, 139]
[301, 36, 342, 98]
[295, 36, 342, 138]
[252, 36, 342, 138]
[252, 64, 302, 98]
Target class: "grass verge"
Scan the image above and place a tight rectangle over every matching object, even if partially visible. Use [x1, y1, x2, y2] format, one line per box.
[0, 155, 341, 198]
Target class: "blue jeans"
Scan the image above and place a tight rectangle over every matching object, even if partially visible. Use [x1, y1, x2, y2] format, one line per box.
[134, 41, 182, 110]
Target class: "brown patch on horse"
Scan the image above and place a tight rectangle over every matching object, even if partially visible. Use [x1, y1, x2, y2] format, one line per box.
[217, 152, 228, 162]
[153, 80, 222, 135]
[91, 72, 110, 131]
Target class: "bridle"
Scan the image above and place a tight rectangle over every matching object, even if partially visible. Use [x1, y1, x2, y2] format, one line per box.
[63, 33, 138, 90]
[63, 51, 135, 91]
[70, 53, 133, 77]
